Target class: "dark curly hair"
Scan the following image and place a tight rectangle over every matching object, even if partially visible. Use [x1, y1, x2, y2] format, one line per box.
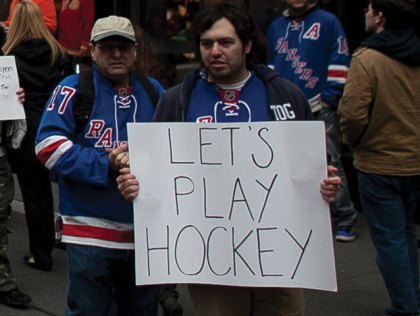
[191, 1, 264, 67]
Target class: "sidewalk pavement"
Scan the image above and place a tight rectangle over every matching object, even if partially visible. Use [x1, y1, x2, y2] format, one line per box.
[1, 198, 416, 316]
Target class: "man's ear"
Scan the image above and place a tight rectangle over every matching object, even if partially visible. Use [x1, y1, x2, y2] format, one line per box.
[245, 40, 253, 55]
[376, 11, 386, 28]
[133, 43, 138, 61]
[90, 43, 95, 61]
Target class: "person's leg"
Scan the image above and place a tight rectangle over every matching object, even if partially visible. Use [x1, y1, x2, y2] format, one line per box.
[0, 155, 31, 307]
[402, 176, 420, 314]
[358, 172, 419, 315]
[314, 107, 357, 240]
[0, 156, 15, 292]
[113, 250, 160, 316]
[252, 287, 304, 316]
[188, 284, 251, 316]
[11, 136, 54, 269]
[66, 244, 116, 316]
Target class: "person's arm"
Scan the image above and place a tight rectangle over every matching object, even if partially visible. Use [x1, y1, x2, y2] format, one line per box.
[338, 54, 373, 150]
[320, 16, 350, 108]
[35, 75, 112, 186]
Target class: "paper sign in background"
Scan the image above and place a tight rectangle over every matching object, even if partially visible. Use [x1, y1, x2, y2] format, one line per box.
[128, 121, 336, 291]
[0, 56, 25, 120]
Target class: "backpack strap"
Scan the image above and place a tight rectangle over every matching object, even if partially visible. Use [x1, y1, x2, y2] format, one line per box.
[133, 72, 159, 106]
[73, 68, 94, 134]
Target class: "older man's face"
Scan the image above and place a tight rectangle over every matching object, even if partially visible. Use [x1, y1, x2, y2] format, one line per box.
[91, 36, 137, 86]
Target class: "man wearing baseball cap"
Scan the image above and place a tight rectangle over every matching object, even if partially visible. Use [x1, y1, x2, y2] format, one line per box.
[35, 15, 164, 315]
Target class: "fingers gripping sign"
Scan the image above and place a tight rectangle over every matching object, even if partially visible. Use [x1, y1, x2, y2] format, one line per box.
[117, 167, 139, 202]
[106, 142, 130, 171]
[319, 165, 341, 203]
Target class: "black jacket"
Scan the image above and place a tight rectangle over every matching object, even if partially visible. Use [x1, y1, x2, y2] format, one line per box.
[10, 39, 69, 134]
[153, 64, 312, 122]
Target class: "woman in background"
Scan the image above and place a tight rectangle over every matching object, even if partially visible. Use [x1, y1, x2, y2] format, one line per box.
[2, 1, 68, 271]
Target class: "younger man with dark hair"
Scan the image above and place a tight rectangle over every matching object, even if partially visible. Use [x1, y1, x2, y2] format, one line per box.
[117, 3, 341, 315]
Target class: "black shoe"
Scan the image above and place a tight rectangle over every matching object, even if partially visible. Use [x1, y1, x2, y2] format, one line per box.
[161, 297, 183, 316]
[23, 255, 52, 271]
[0, 288, 32, 308]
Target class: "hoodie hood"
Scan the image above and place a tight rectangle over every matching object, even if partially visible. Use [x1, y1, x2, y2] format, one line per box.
[361, 29, 420, 66]
[9, 39, 69, 129]
[11, 39, 52, 64]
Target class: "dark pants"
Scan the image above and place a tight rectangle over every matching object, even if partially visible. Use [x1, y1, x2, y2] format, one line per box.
[66, 244, 160, 315]
[0, 155, 17, 292]
[313, 106, 357, 227]
[358, 172, 420, 315]
[8, 133, 54, 267]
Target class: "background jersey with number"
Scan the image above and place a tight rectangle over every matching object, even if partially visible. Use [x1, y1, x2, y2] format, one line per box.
[266, 7, 350, 108]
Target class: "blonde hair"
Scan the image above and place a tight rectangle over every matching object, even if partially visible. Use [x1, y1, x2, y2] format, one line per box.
[2, 1, 66, 65]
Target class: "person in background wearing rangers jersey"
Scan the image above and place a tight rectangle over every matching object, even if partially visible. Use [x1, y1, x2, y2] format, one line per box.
[35, 16, 164, 315]
[266, 0, 357, 242]
[116, 3, 342, 315]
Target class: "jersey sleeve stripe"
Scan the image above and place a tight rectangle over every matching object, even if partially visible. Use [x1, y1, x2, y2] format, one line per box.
[63, 224, 134, 243]
[327, 66, 348, 84]
[35, 136, 73, 170]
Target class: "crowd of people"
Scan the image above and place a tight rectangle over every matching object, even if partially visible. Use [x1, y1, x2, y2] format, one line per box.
[0, 0, 419, 315]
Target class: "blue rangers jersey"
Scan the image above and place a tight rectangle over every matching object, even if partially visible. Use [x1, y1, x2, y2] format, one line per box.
[187, 72, 270, 123]
[35, 67, 164, 250]
[266, 7, 350, 110]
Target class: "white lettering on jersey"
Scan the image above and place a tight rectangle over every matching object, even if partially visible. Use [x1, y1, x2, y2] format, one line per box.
[337, 36, 350, 55]
[46, 85, 76, 114]
[303, 23, 321, 40]
[270, 104, 296, 121]
[95, 128, 113, 147]
[275, 39, 319, 89]
[85, 120, 105, 138]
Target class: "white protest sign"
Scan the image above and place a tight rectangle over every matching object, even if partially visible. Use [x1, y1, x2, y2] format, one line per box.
[0, 56, 25, 120]
[129, 121, 336, 291]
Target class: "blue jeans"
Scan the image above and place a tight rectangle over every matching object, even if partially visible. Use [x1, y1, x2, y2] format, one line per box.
[314, 106, 357, 227]
[358, 172, 420, 316]
[66, 244, 160, 316]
